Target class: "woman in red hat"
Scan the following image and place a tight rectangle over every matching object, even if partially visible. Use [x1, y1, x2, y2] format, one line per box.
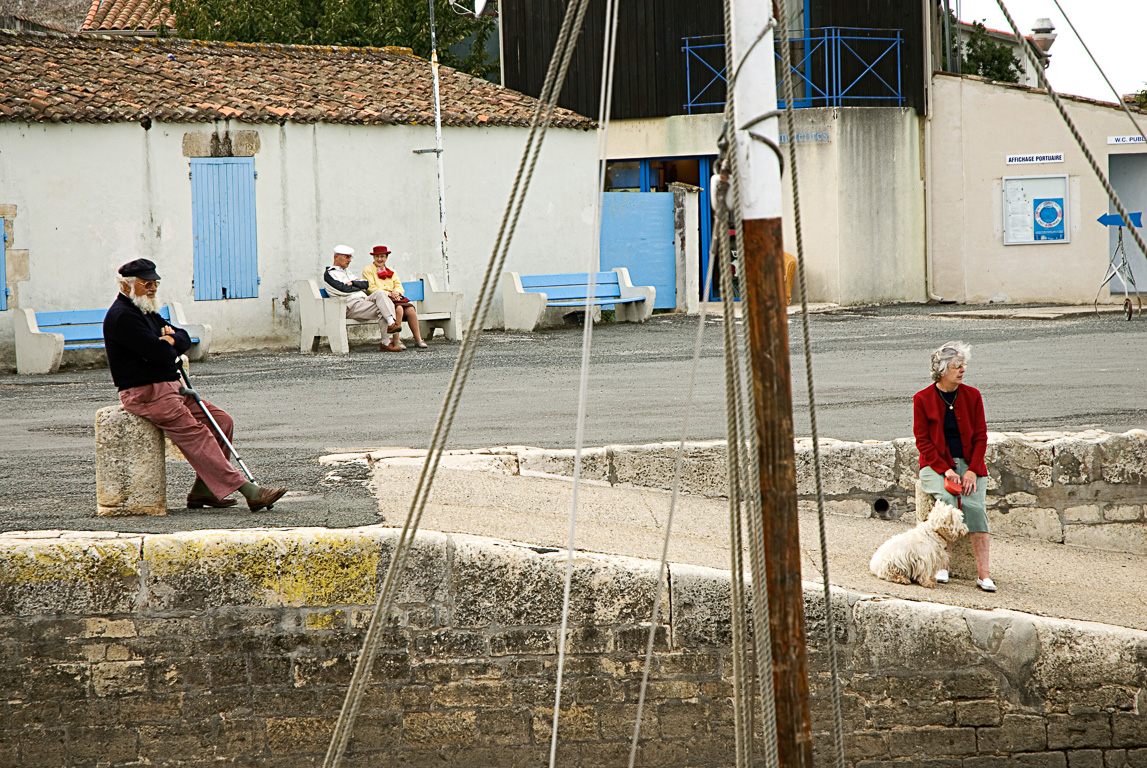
[363, 245, 427, 350]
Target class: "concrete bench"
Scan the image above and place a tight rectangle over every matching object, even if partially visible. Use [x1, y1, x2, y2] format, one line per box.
[298, 274, 463, 354]
[14, 304, 211, 375]
[501, 268, 655, 332]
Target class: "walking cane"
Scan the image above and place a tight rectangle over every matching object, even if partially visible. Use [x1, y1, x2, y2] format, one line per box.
[177, 362, 256, 483]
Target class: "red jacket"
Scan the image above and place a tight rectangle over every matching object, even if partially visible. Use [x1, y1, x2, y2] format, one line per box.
[913, 383, 988, 476]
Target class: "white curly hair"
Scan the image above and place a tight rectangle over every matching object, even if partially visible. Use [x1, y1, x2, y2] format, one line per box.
[930, 341, 971, 383]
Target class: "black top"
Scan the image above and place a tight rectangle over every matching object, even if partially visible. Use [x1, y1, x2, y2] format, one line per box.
[936, 385, 964, 460]
[103, 293, 191, 391]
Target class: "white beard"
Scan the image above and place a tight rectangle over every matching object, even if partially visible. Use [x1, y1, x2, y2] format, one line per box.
[129, 293, 161, 315]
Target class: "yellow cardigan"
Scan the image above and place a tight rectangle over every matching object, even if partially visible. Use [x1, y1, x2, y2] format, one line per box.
[362, 266, 403, 297]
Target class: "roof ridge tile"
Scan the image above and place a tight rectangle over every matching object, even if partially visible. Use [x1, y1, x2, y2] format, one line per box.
[0, 29, 596, 130]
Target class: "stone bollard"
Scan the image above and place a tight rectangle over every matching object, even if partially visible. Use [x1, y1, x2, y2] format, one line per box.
[915, 481, 975, 579]
[95, 405, 167, 516]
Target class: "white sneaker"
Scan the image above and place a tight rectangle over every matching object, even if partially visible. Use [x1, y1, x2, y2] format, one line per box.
[977, 578, 997, 592]
[935, 569, 949, 583]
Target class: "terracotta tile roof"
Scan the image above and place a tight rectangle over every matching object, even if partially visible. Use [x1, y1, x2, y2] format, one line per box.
[82, 0, 174, 32]
[0, 30, 596, 129]
[0, 14, 74, 34]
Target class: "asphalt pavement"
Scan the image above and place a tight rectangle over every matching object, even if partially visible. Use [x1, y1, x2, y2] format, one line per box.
[3, 303, 1147, 533]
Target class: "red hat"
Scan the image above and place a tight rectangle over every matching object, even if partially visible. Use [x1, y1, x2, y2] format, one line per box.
[370, 245, 392, 256]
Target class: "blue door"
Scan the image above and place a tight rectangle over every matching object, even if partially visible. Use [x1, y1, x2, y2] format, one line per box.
[600, 192, 676, 310]
[190, 157, 259, 301]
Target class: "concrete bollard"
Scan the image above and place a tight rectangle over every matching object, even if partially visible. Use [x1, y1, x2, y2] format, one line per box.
[95, 405, 167, 516]
[915, 481, 975, 579]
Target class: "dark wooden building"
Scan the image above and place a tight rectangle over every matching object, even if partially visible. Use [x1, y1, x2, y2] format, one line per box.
[500, 0, 928, 119]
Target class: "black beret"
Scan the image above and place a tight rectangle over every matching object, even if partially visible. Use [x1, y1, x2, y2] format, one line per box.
[118, 259, 161, 281]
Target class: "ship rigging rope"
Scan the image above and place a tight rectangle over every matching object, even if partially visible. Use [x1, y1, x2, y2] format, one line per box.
[715, 6, 780, 768]
[548, 0, 621, 762]
[321, 0, 593, 763]
[775, 0, 849, 764]
[991, 0, 1147, 261]
[322, 0, 851, 764]
[1048, 0, 1146, 145]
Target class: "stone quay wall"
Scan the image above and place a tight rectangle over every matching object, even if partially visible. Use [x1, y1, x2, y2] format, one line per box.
[517, 430, 1147, 555]
[2, 527, 1145, 767]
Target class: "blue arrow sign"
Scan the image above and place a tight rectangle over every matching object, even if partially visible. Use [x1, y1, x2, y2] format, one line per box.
[1097, 212, 1143, 227]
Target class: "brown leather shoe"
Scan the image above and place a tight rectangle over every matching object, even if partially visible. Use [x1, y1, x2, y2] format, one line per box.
[380, 342, 404, 352]
[246, 486, 287, 512]
[386, 323, 402, 333]
[187, 492, 238, 509]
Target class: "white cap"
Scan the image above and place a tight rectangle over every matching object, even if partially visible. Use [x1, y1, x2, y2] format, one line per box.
[333, 244, 354, 256]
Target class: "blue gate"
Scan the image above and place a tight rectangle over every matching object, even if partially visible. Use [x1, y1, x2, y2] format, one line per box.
[599, 193, 676, 310]
[190, 157, 259, 301]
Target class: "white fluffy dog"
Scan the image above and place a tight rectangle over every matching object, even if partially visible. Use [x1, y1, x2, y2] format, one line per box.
[869, 501, 968, 588]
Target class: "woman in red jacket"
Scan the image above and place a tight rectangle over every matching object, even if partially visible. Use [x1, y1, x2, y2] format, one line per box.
[913, 341, 995, 592]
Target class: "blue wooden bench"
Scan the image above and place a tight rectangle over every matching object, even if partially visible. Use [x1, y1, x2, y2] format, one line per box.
[14, 304, 211, 375]
[298, 274, 462, 354]
[501, 268, 655, 331]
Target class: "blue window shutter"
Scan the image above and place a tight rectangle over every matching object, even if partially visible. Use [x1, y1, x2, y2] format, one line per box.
[0, 218, 7, 311]
[190, 157, 259, 301]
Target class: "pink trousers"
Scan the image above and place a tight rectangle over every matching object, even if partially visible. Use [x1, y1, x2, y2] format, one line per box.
[119, 380, 247, 500]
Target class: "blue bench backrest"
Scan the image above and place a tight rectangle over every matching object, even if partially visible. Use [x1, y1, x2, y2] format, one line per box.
[34, 306, 197, 346]
[320, 280, 425, 302]
[519, 272, 623, 300]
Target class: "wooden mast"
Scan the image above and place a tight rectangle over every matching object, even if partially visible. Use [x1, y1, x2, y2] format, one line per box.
[728, 1, 813, 766]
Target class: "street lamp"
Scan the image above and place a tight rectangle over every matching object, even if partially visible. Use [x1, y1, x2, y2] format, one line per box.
[449, 0, 487, 16]
[1030, 17, 1057, 68]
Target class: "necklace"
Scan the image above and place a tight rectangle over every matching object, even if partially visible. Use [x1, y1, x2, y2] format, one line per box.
[937, 385, 958, 410]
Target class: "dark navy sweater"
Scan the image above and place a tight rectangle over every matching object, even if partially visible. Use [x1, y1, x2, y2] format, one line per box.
[103, 293, 191, 391]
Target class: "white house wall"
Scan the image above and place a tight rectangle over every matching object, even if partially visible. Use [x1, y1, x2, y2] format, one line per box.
[0, 120, 597, 365]
[929, 74, 1147, 303]
[606, 114, 723, 160]
[778, 108, 925, 305]
[606, 109, 926, 305]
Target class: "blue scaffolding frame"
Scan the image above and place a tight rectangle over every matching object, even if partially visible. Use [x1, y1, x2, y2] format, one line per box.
[683, 27, 904, 114]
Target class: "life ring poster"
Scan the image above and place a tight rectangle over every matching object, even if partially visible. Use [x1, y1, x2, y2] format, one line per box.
[1003, 174, 1070, 245]
[1033, 198, 1065, 240]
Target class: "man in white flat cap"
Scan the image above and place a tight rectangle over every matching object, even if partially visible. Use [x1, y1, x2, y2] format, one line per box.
[322, 244, 402, 352]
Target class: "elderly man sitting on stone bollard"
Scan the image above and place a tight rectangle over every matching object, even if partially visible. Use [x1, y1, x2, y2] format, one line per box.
[103, 259, 287, 511]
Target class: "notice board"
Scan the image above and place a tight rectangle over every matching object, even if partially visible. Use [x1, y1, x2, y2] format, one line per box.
[1002, 174, 1070, 245]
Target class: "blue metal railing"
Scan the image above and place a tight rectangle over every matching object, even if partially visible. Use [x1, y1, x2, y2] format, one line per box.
[683, 27, 904, 114]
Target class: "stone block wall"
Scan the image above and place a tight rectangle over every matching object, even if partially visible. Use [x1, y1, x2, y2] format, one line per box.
[518, 430, 1147, 554]
[2, 527, 1145, 767]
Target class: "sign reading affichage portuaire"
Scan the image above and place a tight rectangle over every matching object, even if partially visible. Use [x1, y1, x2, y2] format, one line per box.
[1109, 136, 1147, 144]
[1006, 153, 1064, 164]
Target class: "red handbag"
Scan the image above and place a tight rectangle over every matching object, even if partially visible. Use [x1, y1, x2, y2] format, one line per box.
[944, 475, 963, 499]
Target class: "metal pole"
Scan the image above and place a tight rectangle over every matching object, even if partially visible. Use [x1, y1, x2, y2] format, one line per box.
[428, 0, 450, 289]
[953, 0, 961, 74]
[729, 0, 813, 765]
[177, 365, 256, 482]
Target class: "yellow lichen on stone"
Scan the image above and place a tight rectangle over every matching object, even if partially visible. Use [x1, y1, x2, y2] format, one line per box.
[277, 529, 384, 607]
[304, 611, 342, 630]
[144, 528, 384, 607]
[0, 539, 140, 584]
[145, 530, 287, 604]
